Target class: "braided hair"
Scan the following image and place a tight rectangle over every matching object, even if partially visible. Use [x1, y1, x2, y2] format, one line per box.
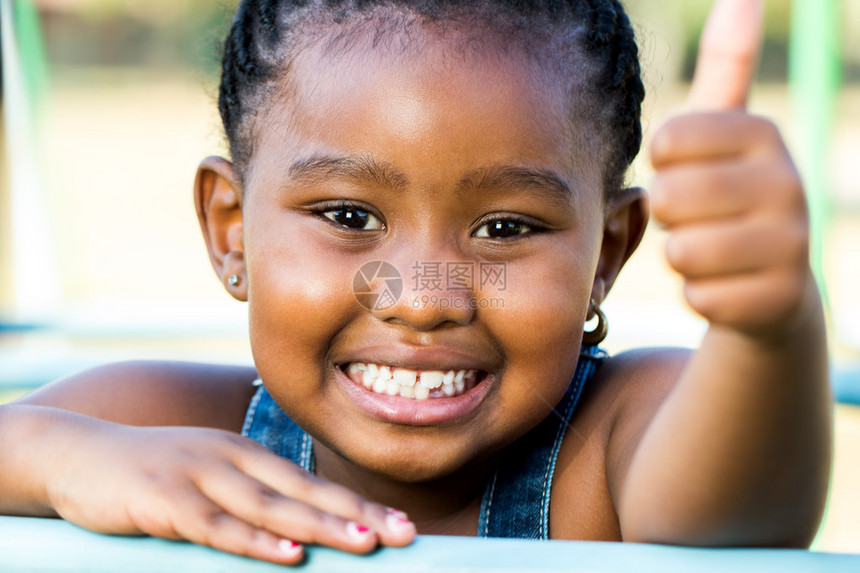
[218, 0, 645, 201]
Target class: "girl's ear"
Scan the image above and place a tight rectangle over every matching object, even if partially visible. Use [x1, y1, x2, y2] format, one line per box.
[591, 187, 649, 307]
[194, 156, 247, 302]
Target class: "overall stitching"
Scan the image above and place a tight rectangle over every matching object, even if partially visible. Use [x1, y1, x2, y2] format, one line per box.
[478, 470, 499, 537]
[241, 384, 265, 437]
[478, 345, 605, 538]
[539, 360, 592, 538]
[300, 432, 313, 473]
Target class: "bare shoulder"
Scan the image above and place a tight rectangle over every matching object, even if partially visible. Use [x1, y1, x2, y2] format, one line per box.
[550, 347, 691, 540]
[15, 361, 259, 431]
[591, 346, 692, 433]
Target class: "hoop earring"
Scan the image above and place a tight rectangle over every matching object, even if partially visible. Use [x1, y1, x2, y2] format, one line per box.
[228, 274, 241, 287]
[583, 298, 608, 345]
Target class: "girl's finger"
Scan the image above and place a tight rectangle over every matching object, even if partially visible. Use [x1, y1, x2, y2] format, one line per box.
[651, 160, 803, 228]
[665, 218, 808, 280]
[133, 484, 305, 566]
[687, 0, 764, 111]
[194, 460, 388, 554]
[651, 113, 785, 167]
[683, 269, 811, 333]
[234, 447, 416, 547]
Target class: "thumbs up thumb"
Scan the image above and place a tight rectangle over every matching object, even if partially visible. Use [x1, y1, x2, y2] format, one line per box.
[687, 0, 764, 112]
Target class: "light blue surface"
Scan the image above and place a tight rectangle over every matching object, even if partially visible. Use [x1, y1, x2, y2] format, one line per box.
[834, 364, 860, 407]
[0, 517, 857, 572]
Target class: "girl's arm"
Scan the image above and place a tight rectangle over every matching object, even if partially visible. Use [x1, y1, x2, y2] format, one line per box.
[14, 360, 258, 429]
[0, 362, 416, 563]
[0, 360, 254, 515]
[610, 0, 831, 546]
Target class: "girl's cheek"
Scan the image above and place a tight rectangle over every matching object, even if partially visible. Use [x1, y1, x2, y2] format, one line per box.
[246, 239, 357, 370]
[478, 252, 589, 385]
[513, 268, 584, 341]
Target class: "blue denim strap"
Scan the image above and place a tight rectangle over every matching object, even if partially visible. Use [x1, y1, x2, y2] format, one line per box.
[477, 345, 607, 539]
[241, 384, 315, 473]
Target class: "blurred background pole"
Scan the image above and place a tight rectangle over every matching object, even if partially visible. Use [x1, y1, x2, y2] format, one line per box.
[789, 0, 841, 308]
[0, 0, 60, 323]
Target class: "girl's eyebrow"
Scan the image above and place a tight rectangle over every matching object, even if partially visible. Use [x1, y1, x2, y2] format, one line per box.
[456, 165, 573, 206]
[286, 154, 573, 206]
[287, 154, 408, 191]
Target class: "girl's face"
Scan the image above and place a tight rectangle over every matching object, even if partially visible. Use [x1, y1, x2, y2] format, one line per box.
[201, 32, 642, 483]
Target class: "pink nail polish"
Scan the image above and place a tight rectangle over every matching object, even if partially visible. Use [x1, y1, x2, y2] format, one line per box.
[278, 539, 302, 557]
[346, 521, 373, 540]
[386, 513, 414, 532]
[385, 507, 409, 520]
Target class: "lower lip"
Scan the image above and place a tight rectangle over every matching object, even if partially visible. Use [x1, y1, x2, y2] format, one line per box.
[334, 367, 494, 426]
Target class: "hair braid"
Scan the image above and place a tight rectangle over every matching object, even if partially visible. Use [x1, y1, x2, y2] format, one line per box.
[578, 0, 644, 197]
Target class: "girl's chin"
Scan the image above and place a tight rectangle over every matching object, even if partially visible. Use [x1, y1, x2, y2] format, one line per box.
[321, 434, 495, 485]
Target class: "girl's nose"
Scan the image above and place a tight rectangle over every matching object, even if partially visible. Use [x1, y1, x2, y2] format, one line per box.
[365, 260, 477, 330]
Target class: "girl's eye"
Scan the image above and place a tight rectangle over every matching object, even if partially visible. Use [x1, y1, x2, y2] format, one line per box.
[474, 219, 534, 239]
[323, 207, 383, 231]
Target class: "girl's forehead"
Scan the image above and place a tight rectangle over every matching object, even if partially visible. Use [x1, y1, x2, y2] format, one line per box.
[247, 27, 602, 198]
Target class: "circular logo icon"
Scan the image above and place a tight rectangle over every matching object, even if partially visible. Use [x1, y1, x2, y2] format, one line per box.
[352, 261, 403, 311]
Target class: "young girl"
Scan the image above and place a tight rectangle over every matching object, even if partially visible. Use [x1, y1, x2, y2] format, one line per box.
[0, 0, 831, 566]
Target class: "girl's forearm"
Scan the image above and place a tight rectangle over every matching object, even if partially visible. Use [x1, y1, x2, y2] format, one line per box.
[0, 404, 90, 517]
[618, 287, 831, 546]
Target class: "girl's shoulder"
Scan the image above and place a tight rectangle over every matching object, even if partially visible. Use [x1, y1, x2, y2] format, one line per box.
[550, 347, 691, 539]
[567, 346, 693, 450]
[16, 361, 259, 432]
[590, 346, 692, 419]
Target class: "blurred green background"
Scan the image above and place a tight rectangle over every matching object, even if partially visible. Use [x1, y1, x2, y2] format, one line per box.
[1, 0, 859, 554]
[26, 0, 860, 80]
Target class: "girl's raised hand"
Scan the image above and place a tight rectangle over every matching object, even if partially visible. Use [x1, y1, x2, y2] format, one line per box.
[37, 409, 415, 565]
[650, 0, 815, 337]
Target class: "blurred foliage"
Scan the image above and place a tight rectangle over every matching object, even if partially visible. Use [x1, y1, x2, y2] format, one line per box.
[39, 0, 238, 77]
[33, 0, 858, 82]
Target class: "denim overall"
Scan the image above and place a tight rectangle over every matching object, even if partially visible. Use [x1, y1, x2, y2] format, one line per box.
[242, 345, 607, 539]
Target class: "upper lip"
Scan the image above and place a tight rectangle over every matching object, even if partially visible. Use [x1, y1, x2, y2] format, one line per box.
[335, 344, 502, 374]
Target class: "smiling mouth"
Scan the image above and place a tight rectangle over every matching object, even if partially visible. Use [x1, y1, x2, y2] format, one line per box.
[340, 363, 486, 400]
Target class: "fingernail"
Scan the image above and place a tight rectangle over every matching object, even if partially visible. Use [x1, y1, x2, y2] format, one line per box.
[278, 539, 303, 557]
[346, 521, 373, 540]
[386, 513, 415, 533]
[385, 507, 409, 520]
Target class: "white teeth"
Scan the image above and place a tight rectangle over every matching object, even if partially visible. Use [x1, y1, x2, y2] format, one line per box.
[373, 377, 389, 394]
[373, 365, 392, 393]
[346, 363, 479, 400]
[392, 369, 417, 386]
[419, 371, 444, 389]
[361, 370, 374, 389]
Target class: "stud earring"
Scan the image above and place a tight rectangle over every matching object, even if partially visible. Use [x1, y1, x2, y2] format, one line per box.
[582, 298, 608, 345]
[228, 274, 241, 287]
